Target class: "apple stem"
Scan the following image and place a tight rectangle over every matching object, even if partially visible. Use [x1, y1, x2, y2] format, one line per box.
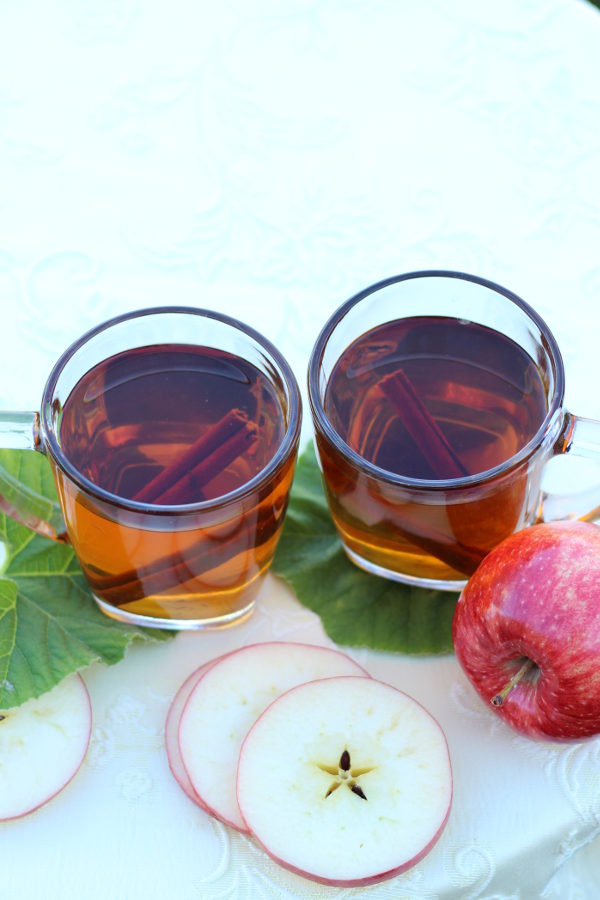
[490, 659, 537, 708]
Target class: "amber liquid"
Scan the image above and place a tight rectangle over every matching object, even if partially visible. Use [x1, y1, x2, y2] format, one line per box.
[320, 317, 548, 582]
[56, 345, 293, 624]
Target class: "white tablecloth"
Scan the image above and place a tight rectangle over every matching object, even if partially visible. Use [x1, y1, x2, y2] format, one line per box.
[1, 1, 600, 897]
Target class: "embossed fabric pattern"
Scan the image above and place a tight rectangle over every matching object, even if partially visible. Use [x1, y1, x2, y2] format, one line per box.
[1, 0, 600, 897]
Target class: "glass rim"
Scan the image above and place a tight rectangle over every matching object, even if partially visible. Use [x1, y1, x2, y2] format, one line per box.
[307, 269, 565, 490]
[41, 306, 302, 514]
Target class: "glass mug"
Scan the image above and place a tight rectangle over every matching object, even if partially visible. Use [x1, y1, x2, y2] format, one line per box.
[0, 308, 302, 628]
[308, 271, 600, 590]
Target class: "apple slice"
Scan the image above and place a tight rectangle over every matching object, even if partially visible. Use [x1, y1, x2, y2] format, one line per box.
[178, 642, 368, 832]
[165, 656, 226, 806]
[237, 676, 452, 887]
[0, 674, 92, 821]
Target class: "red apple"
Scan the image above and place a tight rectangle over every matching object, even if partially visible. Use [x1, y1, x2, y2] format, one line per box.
[452, 521, 600, 741]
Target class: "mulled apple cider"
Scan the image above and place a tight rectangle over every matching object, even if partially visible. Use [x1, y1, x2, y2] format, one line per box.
[308, 272, 566, 590]
[23, 308, 303, 628]
[55, 343, 294, 625]
[60, 345, 285, 506]
[324, 317, 547, 482]
[321, 317, 547, 581]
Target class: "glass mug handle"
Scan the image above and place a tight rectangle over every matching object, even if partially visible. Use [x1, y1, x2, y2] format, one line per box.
[540, 412, 600, 524]
[0, 410, 67, 542]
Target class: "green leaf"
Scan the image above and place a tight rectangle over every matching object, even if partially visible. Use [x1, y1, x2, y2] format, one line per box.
[0, 442, 65, 542]
[0, 449, 173, 710]
[0, 578, 18, 685]
[272, 444, 457, 655]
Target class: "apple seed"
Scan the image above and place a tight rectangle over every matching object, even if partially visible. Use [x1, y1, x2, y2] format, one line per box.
[350, 784, 367, 800]
[317, 748, 374, 799]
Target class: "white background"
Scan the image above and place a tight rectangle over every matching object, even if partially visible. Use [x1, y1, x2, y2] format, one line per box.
[1, 1, 600, 897]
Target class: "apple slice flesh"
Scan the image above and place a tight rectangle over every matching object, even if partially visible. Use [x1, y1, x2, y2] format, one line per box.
[0, 674, 91, 821]
[178, 642, 367, 832]
[237, 676, 452, 887]
[165, 656, 226, 807]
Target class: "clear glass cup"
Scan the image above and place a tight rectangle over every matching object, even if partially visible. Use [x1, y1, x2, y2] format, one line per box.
[0, 307, 302, 628]
[308, 271, 600, 591]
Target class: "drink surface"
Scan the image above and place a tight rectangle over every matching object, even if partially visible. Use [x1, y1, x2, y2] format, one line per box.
[54, 344, 292, 625]
[60, 344, 285, 503]
[323, 317, 548, 480]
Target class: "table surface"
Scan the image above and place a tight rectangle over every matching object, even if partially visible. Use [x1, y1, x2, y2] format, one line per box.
[2, 1, 600, 897]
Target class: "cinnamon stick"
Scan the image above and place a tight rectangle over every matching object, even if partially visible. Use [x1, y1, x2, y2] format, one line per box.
[384, 510, 486, 575]
[134, 409, 255, 504]
[154, 422, 257, 504]
[379, 370, 469, 480]
[85, 499, 282, 605]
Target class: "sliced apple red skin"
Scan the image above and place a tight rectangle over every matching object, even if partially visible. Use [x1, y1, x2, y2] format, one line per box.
[244, 797, 452, 888]
[236, 676, 453, 887]
[177, 642, 369, 833]
[453, 521, 600, 741]
[164, 656, 227, 808]
[0, 674, 92, 822]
